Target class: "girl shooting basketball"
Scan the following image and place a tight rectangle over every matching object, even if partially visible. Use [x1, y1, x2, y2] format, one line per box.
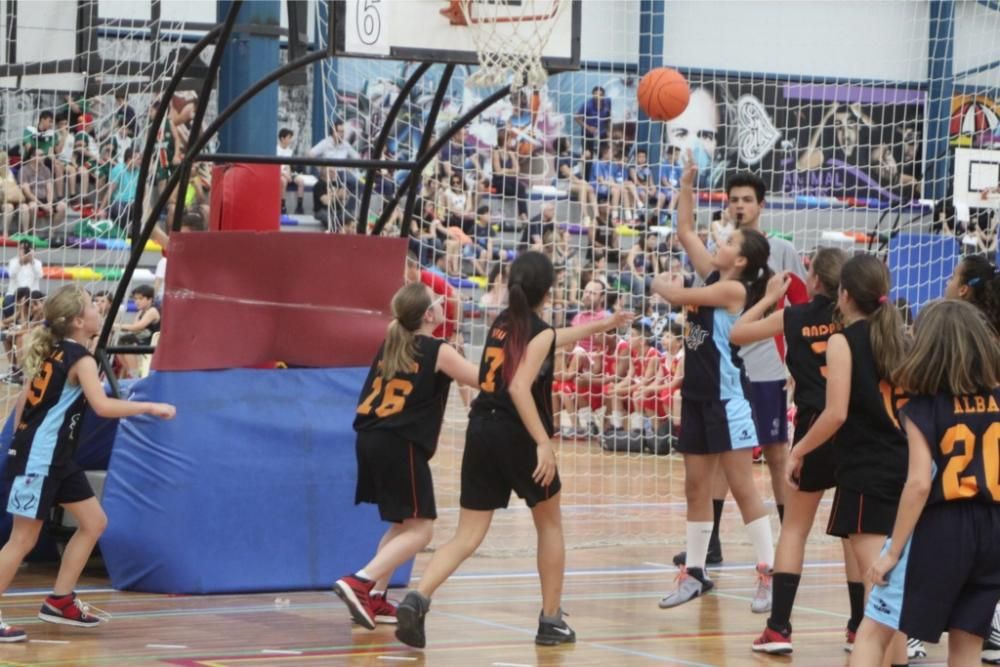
[651, 157, 776, 612]
[0, 286, 175, 642]
[852, 299, 1000, 667]
[394, 251, 631, 649]
[334, 282, 480, 631]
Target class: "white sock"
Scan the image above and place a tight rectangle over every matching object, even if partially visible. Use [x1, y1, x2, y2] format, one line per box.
[559, 410, 574, 430]
[372, 589, 385, 597]
[685, 521, 714, 570]
[628, 412, 644, 432]
[578, 407, 592, 429]
[355, 569, 372, 581]
[745, 516, 775, 568]
[610, 411, 624, 429]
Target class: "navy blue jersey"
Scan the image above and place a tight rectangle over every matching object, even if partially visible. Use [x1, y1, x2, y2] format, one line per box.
[783, 295, 838, 415]
[353, 335, 453, 457]
[835, 320, 908, 500]
[681, 271, 751, 402]
[901, 389, 1000, 506]
[7, 340, 91, 479]
[470, 310, 555, 436]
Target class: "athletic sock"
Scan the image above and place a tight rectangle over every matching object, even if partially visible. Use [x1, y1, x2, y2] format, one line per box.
[355, 569, 372, 581]
[685, 521, 714, 570]
[745, 516, 775, 567]
[847, 580, 865, 632]
[767, 572, 801, 632]
[709, 498, 725, 553]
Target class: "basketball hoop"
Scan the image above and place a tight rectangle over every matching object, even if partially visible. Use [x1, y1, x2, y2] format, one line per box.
[441, 0, 566, 89]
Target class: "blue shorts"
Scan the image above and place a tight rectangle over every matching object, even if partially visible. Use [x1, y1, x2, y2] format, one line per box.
[675, 397, 758, 455]
[866, 502, 1000, 642]
[749, 380, 788, 446]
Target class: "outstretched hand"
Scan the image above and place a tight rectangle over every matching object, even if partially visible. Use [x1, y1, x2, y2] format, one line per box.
[765, 272, 792, 303]
[680, 149, 698, 189]
[606, 310, 635, 330]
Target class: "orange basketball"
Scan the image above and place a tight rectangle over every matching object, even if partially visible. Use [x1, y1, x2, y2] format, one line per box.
[637, 68, 690, 121]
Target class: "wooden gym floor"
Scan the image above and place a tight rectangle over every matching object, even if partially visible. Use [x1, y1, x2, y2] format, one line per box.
[0, 391, 949, 666]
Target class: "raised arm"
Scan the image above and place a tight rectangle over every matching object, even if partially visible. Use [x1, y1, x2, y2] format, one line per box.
[730, 272, 790, 345]
[554, 310, 633, 349]
[676, 156, 715, 279]
[435, 343, 480, 388]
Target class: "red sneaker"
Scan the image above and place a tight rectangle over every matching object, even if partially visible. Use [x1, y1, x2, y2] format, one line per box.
[38, 593, 102, 627]
[334, 575, 376, 630]
[751, 625, 792, 654]
[371, 593, 398, 624]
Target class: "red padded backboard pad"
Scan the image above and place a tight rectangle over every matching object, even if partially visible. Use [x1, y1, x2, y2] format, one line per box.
[152, 232, 406, 371]
[209, 164, 281, 232]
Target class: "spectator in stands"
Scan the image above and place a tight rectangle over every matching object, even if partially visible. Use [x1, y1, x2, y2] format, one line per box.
[961, 208, 997, 256]
[93, 290, 113, 319]
[629, 148, 655, 222]
[490, 129, 529, 223]
[438, 127, 474, 184]
[114, 92, 137, 136]
[1, 287, 31, 383]
[653, 145, 683, 221]
[18, 146, 67, 234]
[277, 127, 306, 214]
[0, 151, 29, 237]
[522, 201, 556, 249]
[112, 117, 134, 165]
[102, 148, 140, 229]
[409, 197, 449, 266]
[555, 136, 599, 223]
[69, 123, 98, 205]
[440, 172, 476, 228]
[404, 251, 459, 342]
[309, 120, 359, 220]
[22, 110, 55, 158]
[4, 240, 42, 316]
[590, 142, 623, 225]
[575, 86, 611, 179]
[932, 199, 960, 236]
[95, 143, 114, 194]
[312, 174, 336, 232]
[115, 284, 161, 377]
[620, 232, 660, 297]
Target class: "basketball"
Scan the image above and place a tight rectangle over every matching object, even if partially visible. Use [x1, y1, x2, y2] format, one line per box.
[637, 67, 690, 121]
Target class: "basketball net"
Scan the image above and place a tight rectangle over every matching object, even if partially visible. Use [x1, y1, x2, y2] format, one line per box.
[443, 0, 567, 89]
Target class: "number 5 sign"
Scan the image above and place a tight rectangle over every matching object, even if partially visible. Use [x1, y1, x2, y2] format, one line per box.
[345, 0, 390, 56]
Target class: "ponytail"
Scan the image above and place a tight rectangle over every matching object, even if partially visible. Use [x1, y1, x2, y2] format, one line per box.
[869, 297, 907, 380]
[381, 283, 431, 379]
[22, 326, 57, 381]
[500, 252, 555, 387]
[737, 228, 773, 310]
[502, 282, 531, 386]
[22, 285, 89, 381]
[959, 255, 1000, 335]
[743, 264, 774, 311]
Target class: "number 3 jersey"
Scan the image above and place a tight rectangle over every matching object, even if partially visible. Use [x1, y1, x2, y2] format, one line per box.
[353, 335, 453, 456]
[8, 340, 91, 479]
[901, 388, 1000, 506]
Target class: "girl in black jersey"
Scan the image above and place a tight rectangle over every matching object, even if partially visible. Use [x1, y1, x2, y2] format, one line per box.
[944, 255, 1000, 334]
[854, 299, 1000, 666]
[0, 286, 175, 643]
[786, 254, 909, 667]
[334, 283, 480, 631]
[732, 248, 866, 654]
[395, 251, 631, 649]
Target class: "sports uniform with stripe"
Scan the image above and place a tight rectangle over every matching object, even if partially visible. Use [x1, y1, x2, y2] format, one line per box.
[6, 340, 94, 520]
[865, 388, 1000, 642]
[353, 336, 452, 522]
[826, 320, 908, 538]
[674, 272, 758, 455]
[461, 310, 560, 509]
[783, 295, 839, 491]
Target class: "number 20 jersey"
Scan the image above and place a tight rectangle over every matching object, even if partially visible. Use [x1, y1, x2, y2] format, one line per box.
[901, 388, 1000, 506]
[353, 335, 452, 456]
[8, 340, 91, 479]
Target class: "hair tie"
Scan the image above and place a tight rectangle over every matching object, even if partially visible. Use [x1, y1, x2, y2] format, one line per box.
[42, 319, 51, 328]
[878, 295, 888, 305]
[968, 277, 982, 287]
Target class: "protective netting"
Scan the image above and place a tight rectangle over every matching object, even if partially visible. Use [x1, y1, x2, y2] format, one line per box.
[310, 1, 1000, 554]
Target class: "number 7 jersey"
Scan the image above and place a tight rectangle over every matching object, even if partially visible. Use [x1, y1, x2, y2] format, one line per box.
[901, 388, 1000, 506]
[353, 335, 453, 457]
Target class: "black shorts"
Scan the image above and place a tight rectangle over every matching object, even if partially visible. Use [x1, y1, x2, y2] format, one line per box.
[749, 380, 788, 446]
[354, 431, 436, 523]
[675, 397, 757, 455]
[6, 469, 95, 520]
[460, 412, 561, 511]
[792, 409, 838, 492]
[826, 487, 897, 538]
[866, 502, 1000, 642]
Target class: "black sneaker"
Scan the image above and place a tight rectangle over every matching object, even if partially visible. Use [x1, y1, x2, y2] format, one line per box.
[535, 608, 575, 646]
[395, 591, 430, 649]
[672, 546, 723, 567]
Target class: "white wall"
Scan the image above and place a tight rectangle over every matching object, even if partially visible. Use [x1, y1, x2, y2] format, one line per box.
[954, 1, 1000, 89]
[663, 0, 930, 82]
[580, 0, 640, 65]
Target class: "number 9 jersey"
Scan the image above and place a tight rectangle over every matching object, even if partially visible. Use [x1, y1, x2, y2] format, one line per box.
[353, 336, 453, 457]
[902, 388, 1000, 505]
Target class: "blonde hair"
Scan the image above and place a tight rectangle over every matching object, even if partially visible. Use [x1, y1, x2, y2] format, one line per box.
[22, 286, 88, 380]
[380, 283, 431, 380]
[893, 299, 1000, 395]
[839, 254, 907, 380]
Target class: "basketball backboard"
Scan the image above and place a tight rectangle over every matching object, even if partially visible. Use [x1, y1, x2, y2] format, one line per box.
[329, 0, 580, 73]
[955, 147, 1000, 209]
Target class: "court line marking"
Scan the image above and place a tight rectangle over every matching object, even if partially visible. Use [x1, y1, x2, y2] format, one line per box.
[377, 657, 419, 662]
[492, 662, 532, 667]
[4, 586, 116, 597]
[29, 639, 71, 644]
[147, 643, 189, 649]
[260, 649, 303, 655]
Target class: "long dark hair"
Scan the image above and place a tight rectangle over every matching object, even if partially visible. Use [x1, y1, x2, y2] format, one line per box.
[502, 251, 554, 385]
[736, 228, 773, 309]
[840, 254, 906, 380]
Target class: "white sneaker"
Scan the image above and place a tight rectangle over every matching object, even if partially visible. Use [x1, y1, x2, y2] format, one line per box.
[906, 637, 927, 659]
[751, 564, 772, 614]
